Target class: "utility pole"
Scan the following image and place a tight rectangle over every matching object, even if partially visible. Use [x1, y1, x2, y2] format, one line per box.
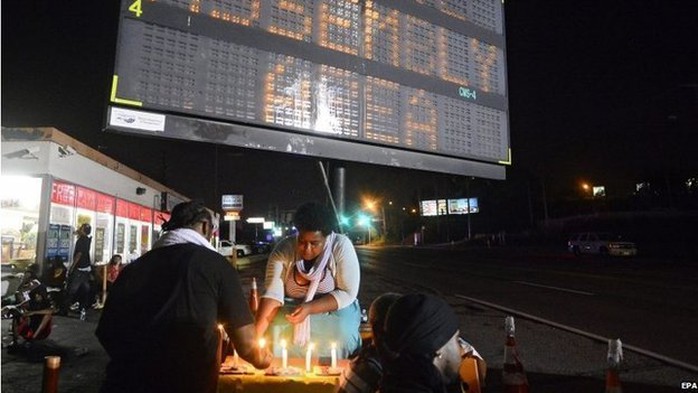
[466, 178, 472, 240]
[380, 205, 387, 238]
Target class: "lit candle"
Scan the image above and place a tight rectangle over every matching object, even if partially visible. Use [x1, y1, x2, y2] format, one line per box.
[258, 338, 266, 350]
[305, 342, 315, 373]
[331, 342, 337, 369]
[258, 337, 266, 363]
[281, 339, 288, 369]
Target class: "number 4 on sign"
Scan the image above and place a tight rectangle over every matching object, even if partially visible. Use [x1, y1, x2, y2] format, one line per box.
[129, 0, 143, 17]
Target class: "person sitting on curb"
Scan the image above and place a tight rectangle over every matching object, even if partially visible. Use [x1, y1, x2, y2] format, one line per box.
[337, 292, 402, 393]
[94, 254, 122, 308]
[380, 293, 485, 393]
[4, 264, 54, 353]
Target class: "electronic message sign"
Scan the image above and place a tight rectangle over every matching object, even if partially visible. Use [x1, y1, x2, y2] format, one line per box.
[106, 0, 509, 178]
[421, 197, 478, 216]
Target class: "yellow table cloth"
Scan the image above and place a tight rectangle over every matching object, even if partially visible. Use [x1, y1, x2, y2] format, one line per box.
[218, 358, 348, 393]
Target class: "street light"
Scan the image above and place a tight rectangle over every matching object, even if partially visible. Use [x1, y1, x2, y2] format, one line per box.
[356, 214, 371, 244]
[362, 196, 386, 240]
[580, 182, 594, 199]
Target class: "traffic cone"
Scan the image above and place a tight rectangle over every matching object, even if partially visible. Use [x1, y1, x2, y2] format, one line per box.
[605, 339, 623, 393]
[502, 316, 529, 393]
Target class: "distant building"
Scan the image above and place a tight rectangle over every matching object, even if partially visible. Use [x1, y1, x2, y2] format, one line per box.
[1, 127, 190, 275]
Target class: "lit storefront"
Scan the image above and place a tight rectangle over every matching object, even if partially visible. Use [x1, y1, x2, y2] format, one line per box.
[1, 127, 188, 275]
[1, 176, 42, 269]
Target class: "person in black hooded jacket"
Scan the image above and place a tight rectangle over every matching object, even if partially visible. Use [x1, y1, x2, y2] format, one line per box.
[380, 293, 466, 393]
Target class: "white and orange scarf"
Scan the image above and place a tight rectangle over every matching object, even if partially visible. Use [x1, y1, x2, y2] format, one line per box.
[292, 232, 336, 346]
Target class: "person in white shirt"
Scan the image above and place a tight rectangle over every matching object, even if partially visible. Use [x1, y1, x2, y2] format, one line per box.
[256, 202, 361, 359]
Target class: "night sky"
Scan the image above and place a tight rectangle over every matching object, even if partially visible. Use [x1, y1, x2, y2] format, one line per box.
[2, 0, 697, 229]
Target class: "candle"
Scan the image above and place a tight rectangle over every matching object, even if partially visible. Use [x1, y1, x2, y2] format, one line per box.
[281, 339, 288, 369]
[233, 349, 239, 368]
[331, 342, 337, 369]
[217, 324, 225, 365]
[258, 338, 266, 364]
[258, 338, 266, 351]
[305, 342, 315, 373]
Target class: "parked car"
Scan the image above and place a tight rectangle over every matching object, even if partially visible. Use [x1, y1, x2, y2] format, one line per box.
[218, 240, 253, 258]
[567, 232, 638, 257]
[251, 241, 272, 254]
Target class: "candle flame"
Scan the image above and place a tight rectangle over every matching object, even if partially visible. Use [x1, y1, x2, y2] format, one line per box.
[331, 342, 337, 349]
[259, 338, 266, 348]
[281, 339, 287, 348]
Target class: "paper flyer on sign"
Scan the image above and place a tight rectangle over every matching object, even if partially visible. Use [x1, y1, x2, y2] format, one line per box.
[109, 107, 165, 132]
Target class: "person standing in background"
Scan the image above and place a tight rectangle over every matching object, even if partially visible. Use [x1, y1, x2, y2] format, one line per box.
[62, 223, 92, 320]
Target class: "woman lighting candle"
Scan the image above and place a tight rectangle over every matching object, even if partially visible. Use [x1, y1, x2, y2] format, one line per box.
[255, 203, 362, 360]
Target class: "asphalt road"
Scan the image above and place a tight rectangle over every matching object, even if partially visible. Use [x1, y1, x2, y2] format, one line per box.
[3, 249, 697, 392]
[356, 245, 698, 372]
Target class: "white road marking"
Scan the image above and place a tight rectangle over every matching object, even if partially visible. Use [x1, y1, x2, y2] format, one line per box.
[513, 280, 595, 296]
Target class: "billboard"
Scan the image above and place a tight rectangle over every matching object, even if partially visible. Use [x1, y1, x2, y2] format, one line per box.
[420, 199, 448, 217]
[106, 0, 509, 179]
[421, 198, 478, 216]
[221, 194, 243, 211]
[447, 198, 479, 214]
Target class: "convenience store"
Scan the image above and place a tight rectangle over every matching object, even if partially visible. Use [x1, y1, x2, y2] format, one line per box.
[1, 127, 189, 275]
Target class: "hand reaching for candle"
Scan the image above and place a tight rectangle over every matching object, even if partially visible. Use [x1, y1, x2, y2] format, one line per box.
[285, 303, 311, 324]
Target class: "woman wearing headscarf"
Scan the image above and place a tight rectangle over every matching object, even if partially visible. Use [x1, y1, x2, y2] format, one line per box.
[256, 201, 361, 359]
[381, 293, 466, 393]
[338, 292, 402, 393]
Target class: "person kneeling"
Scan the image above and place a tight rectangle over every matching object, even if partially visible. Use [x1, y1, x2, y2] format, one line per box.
[5, 264, 53, 353]
[381, 293, 485, 393]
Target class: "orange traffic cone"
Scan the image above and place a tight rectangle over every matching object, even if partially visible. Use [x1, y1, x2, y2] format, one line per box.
[605, 339, 623, 393]
[502, 316, 529, 393]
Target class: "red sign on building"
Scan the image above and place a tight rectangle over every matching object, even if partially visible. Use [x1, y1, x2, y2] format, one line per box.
[154, 212, 170, 227]
[76, 187, 97, 210]
[51, 182, 75, 206]
[128, 202, 140, 220]
[115, 199, 129, 218]
[96, 193, 115, 214]
[139, 206, 152, 222]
